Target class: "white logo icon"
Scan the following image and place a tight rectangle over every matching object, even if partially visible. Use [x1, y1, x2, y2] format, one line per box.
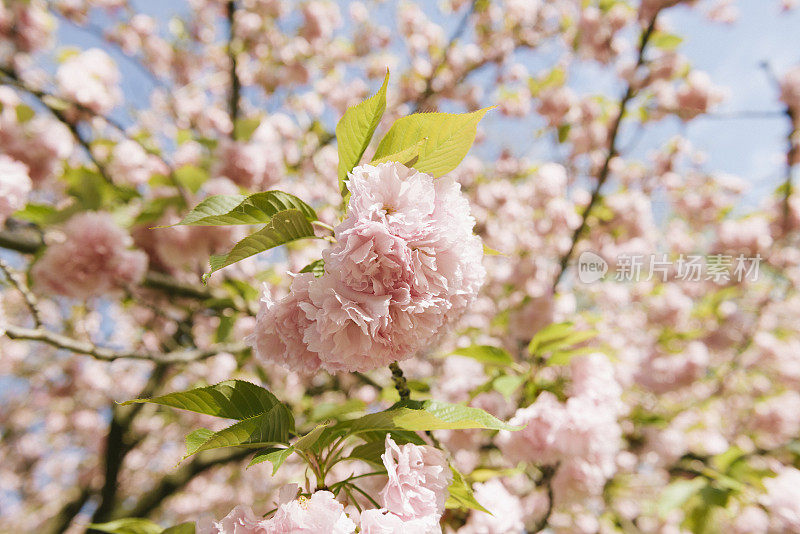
[578, 251, 608, 284]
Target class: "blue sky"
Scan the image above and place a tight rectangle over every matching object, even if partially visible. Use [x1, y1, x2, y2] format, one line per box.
[53, 0, 800, 206]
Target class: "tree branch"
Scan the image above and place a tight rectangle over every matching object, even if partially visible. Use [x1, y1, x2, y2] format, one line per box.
[0, 257, 42, 326]
[111, 448, 251, 520]
[4, 324, 248, 364]
[552, 16, 658, 289]
[226, 0, 241, 130]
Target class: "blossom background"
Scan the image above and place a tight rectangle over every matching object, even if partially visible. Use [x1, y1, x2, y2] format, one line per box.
[2, 0, 800, 533]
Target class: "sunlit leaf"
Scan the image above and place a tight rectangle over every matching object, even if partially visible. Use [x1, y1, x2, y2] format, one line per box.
[205, 210, 317, 281]
[122, 380, 282, 420]
[372, 107, 493, 177]
[171, 192, 316, 227]
[336, 70, 390, 194]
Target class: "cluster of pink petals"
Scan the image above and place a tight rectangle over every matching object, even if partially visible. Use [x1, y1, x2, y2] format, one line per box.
[763, 467, 800, 532]
[496, 354, 622, 502]
[32, 212, 148, 299]
[55, 48, 122, 115]
[0, 155, 31, 225]
[198, 489, 356, 534]
[378, 435, 452, 522]
[253, 162, 485, 374]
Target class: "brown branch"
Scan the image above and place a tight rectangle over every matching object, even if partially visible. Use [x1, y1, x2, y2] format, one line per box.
[43, 487, 93, 534]
[4, 324, 248, 364]
[0, 227, 230, 303]
[530, 464, 558, 533]
[110, 448, 251, 520]
[0, 257, 42, 326]
[90, 365, 169, 525]
[412, 0, 478, 113]
[552, 16, 659, 290]
[227, 0, 241, 130]
[0, 65, 191, 205]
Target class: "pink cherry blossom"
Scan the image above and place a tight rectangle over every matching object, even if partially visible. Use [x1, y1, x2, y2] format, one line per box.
[32, 212, 148, 299]
[261, 490, 356, 534]
[0, 155, 31, 224]
[379, 435, 452, 521]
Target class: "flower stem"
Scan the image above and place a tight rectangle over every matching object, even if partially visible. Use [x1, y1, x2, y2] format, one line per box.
[389, 361, 410, 401]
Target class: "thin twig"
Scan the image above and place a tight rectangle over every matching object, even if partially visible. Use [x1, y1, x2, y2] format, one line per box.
[227, 0, 241, 131]
[0, 257, 42, 327]
[552, 16, 659, 289]
[0, 65, 191, 205]
[412, 0, 478, 113]
[4, 324, 248, 364]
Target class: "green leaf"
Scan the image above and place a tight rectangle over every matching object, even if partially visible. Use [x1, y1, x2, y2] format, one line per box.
[336, 70, 390, 194]
[372, 107, 493, 177]
[185, 428, 215, 456]
[652, 31, 683, 50]
[348, 440, 387, 468]
[299, 259, 325, 277]
[88, 518, 164, 534]
[173, 165, 207, 193]
[162, 524, 195, 534]
[186, 404, 294, 458]
[528, 322, 597, 358]
[446, 466, 491, 514]
[370, 137, 428, 167]
[482, 244, 503, 256]
[345, 400, 522, 434]
[171, 192, 316, 227]
[657, 478, 705, 517]
[295, 420, 334, 451]
[205, 209, 317, 281]
[233, 117, 262, 141]
[121, 380, 282, 420]
[248, 446, 295, 474]
[492, 374, 525, 399]
[15, 104, 35, 123]
[452, 345, 514, 366]
[546, 346, 598, 366]
[12, 203, 59, 225]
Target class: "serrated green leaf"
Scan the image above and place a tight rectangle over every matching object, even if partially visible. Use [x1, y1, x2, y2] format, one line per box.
[121, 380, 281, 420]
[372, 107, 493, 177]
[88, 518, 164, 534]
[345, 400, 522, 434]
[185, 428, 214, 456]
[205, 209, 317, 281]
[248, 446, 295, 474]
[186, 403, 294, 458]
[369, 137, 427, 166]
[295, 420, 334, 451]
[336, 70, 390, 194]
[171, 192, 316, 227]
[446, 466, 491, 514]
[452, 345, 514, 366]
[299, 259, 325, 277]
[348, 440, 388, 468]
